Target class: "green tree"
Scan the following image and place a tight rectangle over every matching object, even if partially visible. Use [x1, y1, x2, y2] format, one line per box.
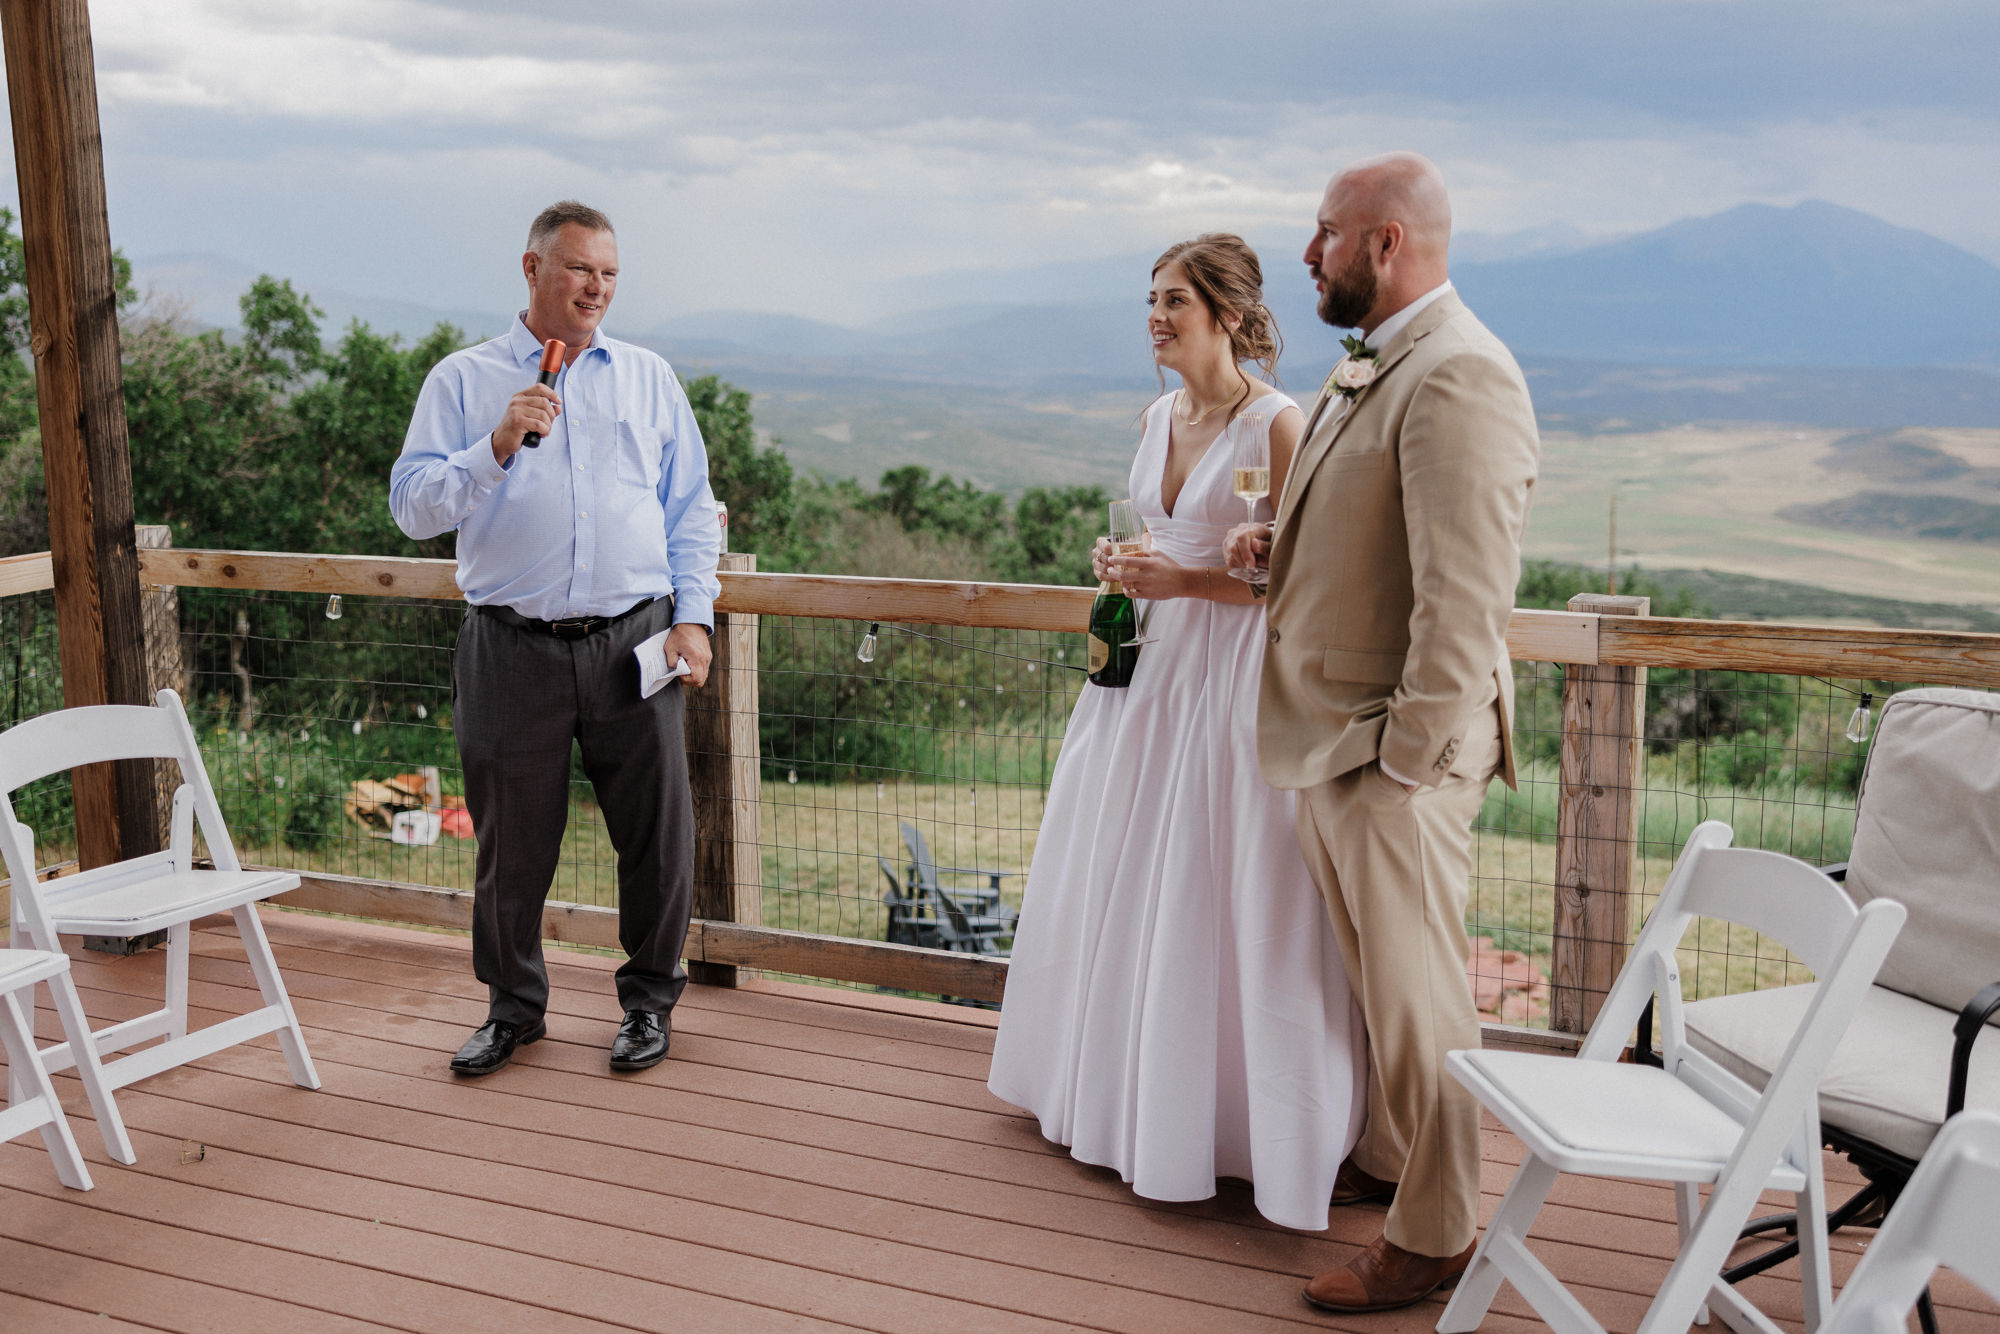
[124, 277, 463, 558]
[870, 465, 1008, 540]
[0, 207, 33, 448]
[289, 318, 464, 559]
[996, 484, 1107, 586]
[685, 373, 794, 558]
[0, 208, 138, 556]
[123, 311, 301, 551]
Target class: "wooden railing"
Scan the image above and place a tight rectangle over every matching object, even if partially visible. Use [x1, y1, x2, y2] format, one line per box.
[9, 541, 2000, 1046]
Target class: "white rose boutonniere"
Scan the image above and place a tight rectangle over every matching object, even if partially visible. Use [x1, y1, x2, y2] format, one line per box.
[1323, 335, 1381, 400]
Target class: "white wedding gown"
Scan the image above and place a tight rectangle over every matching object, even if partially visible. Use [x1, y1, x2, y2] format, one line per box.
[988, 391, 1365, 1231]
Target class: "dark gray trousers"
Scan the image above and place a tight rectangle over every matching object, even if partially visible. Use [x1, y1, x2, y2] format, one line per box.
[453, 597, 693, 1026]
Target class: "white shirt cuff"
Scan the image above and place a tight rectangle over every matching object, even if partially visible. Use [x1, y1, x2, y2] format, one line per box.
[457, 435, 511, 483]
[1379, 757, 1420, 789]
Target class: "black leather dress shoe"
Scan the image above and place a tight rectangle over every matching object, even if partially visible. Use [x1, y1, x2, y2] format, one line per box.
[610, 1009, 671, 1071]
[448, 1017, 545, 1077]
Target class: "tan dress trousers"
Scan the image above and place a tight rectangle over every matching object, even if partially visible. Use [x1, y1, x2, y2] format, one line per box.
[1294, 702, 1503, 1258]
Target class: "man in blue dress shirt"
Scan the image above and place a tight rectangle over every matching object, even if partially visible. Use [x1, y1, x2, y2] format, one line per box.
[390, 200, 722, 1076]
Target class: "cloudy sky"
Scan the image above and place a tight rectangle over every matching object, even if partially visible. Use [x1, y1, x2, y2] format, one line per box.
[3, 0, 1995, 328]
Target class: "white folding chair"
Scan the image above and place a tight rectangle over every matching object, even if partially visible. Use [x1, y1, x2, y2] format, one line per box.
[0, 948, 102, 1188]
[1821, 1110, 2000, 1334]
[0, 690, 320, 1163]
[1437, 820, 1906, 1334]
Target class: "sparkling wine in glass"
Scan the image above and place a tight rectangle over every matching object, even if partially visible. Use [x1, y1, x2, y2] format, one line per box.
[1105, 499, 1160, 646]
[1228, 427, 1271, 585]
[1107, 499, 1146, 592]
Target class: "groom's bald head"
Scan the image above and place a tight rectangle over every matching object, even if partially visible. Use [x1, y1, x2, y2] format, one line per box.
[1307, 152, 1453, 333]
[1331, 153, 1452, 259]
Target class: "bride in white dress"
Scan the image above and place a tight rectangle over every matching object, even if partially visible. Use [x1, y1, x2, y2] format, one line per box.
[988, 234, 1365, 1231]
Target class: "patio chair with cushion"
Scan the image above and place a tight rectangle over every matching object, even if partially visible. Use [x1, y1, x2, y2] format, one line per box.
[0, 690, 321, 1162]
[1820, 1109, 2000, 1334]
[0, 947, 118, 1189]
[1438, 820, 1906, 1334]
[1650, 687, 2000, 1334]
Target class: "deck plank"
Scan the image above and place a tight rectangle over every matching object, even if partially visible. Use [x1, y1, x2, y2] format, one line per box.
[0, 909, 1993, 1334]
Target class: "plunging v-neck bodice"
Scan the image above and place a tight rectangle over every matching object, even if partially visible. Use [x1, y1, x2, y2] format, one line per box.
[1135, 390, 1295, 539]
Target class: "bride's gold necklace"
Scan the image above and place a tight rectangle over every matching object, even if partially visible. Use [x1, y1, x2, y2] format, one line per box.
[1179, 373, 1250, 427]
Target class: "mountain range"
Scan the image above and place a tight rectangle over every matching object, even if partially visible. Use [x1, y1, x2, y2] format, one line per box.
[132, 199, 2000, 428]
[636, 201, 2000, 424]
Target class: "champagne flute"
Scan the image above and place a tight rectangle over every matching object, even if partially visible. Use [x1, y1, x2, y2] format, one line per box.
[1228, 427, 1271, 585]
[1106, 499, 1161, 645]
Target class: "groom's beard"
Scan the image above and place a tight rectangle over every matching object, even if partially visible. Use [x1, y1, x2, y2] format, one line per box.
[1315, 247, 1377, 329]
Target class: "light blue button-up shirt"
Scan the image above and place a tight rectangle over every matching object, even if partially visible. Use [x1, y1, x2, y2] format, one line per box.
[389, 315, 721, 628]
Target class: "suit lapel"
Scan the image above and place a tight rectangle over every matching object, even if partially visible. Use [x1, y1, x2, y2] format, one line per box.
[1277, 293, 1465, 529]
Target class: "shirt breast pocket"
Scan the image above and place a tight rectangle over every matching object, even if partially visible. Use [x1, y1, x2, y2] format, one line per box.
[615, 420, 662, 491]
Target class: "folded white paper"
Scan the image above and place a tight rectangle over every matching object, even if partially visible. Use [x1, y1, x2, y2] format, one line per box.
[635, 630, 694, 698]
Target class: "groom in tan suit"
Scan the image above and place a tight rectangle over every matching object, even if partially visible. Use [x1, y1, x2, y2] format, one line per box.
[1230, 153, 1539, 1313]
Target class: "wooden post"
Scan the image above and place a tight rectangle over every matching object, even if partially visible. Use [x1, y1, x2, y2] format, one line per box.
[686, 551, 764, 986]
[2, 0, 156, 867]
[81, 525, 179, 955]
[137, 525, 183, 815]
[1551, 592, 1650, 1034]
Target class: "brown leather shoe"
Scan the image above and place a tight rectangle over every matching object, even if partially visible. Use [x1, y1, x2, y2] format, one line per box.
[1331, 1157, 1398, 1206]
[1302, 1234, 1477, 1314]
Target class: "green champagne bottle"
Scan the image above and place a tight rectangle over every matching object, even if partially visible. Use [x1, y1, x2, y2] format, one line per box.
[1086, 578, 1140, 688]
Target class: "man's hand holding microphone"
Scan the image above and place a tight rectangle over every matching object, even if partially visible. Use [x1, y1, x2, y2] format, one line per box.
[492, 339, 566, 464]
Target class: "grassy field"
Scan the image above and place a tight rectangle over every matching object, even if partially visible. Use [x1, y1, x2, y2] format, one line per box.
[1529, 424, 2000, 616]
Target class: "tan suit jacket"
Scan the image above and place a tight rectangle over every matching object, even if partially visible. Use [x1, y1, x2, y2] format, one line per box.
[1259, 291, 1539, 792]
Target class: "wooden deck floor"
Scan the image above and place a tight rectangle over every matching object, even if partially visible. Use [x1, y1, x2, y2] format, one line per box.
[1, 911, 1995, 1334]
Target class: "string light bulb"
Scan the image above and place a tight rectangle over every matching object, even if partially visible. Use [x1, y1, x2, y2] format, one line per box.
[856, 622, 879, 664]
[324, 594, 343, 620]
[787, 768, 798, 785]
[1845, 691, 1875, 745]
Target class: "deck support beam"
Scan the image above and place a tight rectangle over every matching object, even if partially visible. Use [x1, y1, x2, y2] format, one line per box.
[2, 0, 155, 867]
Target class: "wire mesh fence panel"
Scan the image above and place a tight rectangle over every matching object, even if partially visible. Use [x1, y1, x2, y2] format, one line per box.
[752, 614, 1086, 950]
[1468, 661, 1565, 1027]
[14, 566, 1996, 1022]
[175, 588, 473, 886]
[1630, 668, 1885, 1006]
[1471, 663, 1990, 1031]
[0, 589, 73, 874]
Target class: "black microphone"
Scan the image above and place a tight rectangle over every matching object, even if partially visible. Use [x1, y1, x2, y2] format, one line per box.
[520, 338, 566, 448]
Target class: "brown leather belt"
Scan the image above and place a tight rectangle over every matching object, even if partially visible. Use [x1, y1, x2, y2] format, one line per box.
[475, 597, 663, 641]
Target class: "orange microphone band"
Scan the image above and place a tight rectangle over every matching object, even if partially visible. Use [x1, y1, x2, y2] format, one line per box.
[520, 338, 567, 449]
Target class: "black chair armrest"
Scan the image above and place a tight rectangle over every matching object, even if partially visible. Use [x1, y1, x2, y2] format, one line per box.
[1634, 995, 1665, 1067]
[1948, 979, 2000, 1117]
[937, 865, 1018, 887]
[1817, 863, 1848, 882]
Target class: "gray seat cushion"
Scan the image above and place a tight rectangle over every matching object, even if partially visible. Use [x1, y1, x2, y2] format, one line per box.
[1684, 982, 2000, 1163]
[1843, 688, 2000, 1020]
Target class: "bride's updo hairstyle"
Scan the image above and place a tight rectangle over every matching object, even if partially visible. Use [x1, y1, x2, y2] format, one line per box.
[1152, 232, 1283, 382]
